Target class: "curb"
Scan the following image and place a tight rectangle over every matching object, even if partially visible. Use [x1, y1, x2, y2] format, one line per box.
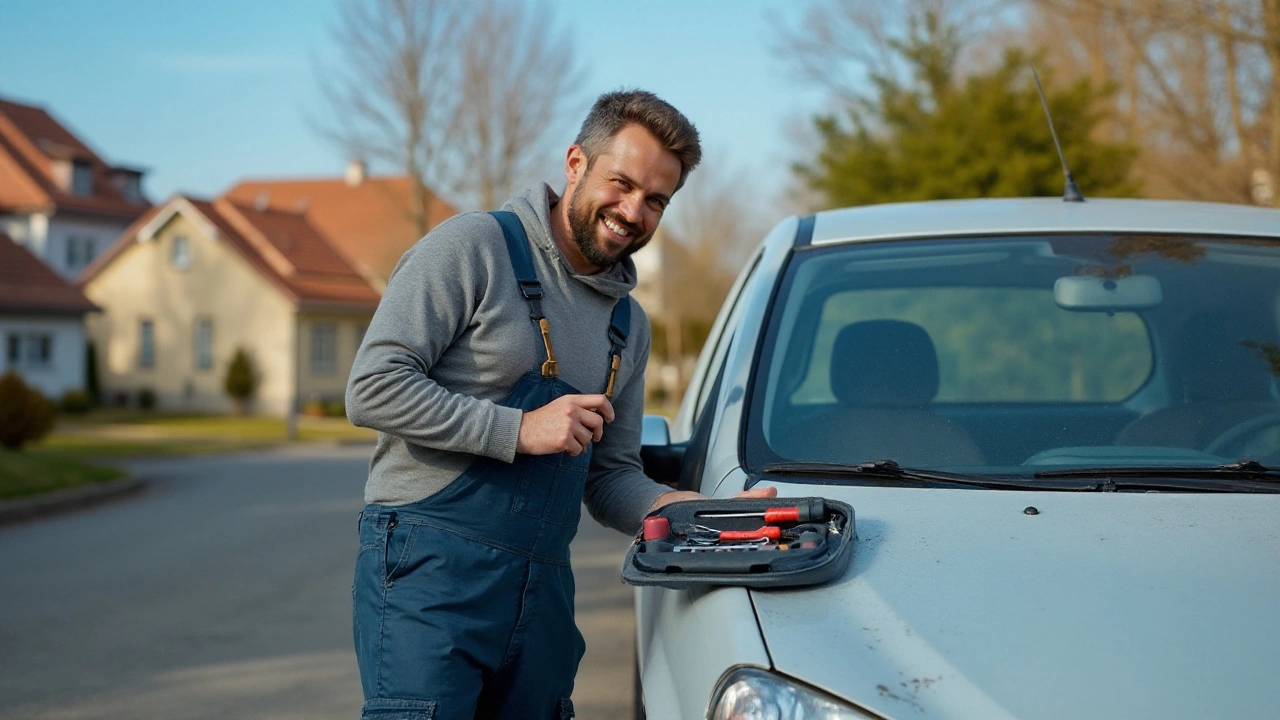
[0, 476, 146, 526]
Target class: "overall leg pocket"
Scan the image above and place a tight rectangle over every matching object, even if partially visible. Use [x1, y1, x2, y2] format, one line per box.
[361, 697, 437, 719]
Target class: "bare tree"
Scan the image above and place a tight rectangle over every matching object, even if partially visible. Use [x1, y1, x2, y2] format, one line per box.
[450, 0, 583, 211]
[771, 0, 1020, 110]
[649, 152, 772, 364]
[1029, 0, 1278, 206]
[315, 0, 466, 236]
[314, 0, 583, 234]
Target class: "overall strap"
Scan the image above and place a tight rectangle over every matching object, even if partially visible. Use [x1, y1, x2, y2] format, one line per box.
[489, 211, 558, 378]
[604, 297, 630, 399]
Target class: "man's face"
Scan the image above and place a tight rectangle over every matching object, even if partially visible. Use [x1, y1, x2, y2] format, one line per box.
[563, 124, 682, 273]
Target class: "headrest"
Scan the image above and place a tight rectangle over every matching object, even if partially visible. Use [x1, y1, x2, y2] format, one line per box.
[830, 320, 939, 407]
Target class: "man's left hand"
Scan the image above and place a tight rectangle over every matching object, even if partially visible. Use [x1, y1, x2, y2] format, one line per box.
[647, 485, 778, 514]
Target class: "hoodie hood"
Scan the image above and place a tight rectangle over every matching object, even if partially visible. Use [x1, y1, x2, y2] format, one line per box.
[506, 183, 638, 300]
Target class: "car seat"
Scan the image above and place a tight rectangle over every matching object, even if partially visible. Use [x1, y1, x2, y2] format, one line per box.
[780, 319, 983, 466]
[1117, 311, 1279, 451]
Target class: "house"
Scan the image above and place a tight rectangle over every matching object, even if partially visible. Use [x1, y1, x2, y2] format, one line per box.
[0, 231, 98, 399]
[77, 194, 380, 416]
[0, 96, 150, 280]
[223, 161, 456, 292]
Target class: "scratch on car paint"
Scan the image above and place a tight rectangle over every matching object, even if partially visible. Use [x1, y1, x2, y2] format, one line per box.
[877, 684, 924, 712]
[903, 676, 942, 693]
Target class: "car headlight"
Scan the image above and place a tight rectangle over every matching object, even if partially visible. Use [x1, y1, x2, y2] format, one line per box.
[709, 667, 877, 720]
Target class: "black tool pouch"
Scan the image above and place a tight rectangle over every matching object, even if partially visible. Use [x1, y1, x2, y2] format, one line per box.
[620, 496, 856, 590]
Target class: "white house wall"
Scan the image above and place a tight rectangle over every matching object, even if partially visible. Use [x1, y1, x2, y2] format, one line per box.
[0, 314, 87, 399]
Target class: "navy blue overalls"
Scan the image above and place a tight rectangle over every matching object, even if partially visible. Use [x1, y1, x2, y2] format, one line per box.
[353, 211, 630, 720]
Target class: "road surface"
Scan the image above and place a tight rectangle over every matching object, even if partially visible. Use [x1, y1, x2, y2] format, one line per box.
[0, 444, 637, 719]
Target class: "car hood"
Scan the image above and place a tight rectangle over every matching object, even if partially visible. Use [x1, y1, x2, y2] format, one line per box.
[749, 485, 1280, 720]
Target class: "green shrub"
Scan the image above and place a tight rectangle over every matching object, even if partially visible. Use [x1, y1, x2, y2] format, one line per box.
[85, 341, 101, 406]
[0, 371, 56, 451]
[138, 387, 157, 410]
[224, 348, 257, 413]
[324, 400, 346, 418]
[59, 389, 92, 414]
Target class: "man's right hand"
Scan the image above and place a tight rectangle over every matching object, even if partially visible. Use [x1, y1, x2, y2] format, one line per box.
[516, 394, 615, 456]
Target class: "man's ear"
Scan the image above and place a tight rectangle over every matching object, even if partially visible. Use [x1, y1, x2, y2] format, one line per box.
[564, 145, 587, 186]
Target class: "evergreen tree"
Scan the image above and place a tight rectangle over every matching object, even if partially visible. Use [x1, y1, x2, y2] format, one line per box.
[223, 348, 257, 414]
[85, 341, 101, 407]
[796, 12, 1138, 207]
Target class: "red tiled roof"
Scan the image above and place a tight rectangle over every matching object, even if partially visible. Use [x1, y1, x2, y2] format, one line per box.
[0, 96, 150, 219]
[223, 175, 456, 286]
[0, 231, 98, 315]
[79, 194, 380, 311]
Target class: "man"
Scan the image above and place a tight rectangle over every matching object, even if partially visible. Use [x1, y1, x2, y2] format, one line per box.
[346, 89, 774, 720]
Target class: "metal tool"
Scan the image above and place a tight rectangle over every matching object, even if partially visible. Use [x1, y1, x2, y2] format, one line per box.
[695, 498, 827, 524]
[676, 524, 784, 545]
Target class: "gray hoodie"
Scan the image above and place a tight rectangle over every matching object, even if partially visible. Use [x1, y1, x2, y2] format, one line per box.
[345, 184, 668, 534]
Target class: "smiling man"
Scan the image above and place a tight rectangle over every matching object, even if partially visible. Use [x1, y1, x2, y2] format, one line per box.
[345, 90, 773, 720]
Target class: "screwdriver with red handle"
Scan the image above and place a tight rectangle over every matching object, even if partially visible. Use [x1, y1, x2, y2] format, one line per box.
[696, 498, 826, 525]
[677, 524, 784, 543]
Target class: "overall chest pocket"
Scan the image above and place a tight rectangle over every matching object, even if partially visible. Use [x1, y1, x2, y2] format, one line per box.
[511, 451, 590, 527]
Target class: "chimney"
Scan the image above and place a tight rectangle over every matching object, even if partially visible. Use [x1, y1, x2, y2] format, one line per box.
[255, 191, 270, 211]
[345, 158, 366, 187]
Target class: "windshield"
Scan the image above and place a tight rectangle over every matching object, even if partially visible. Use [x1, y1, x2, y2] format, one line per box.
[746, 233, 1280, 481]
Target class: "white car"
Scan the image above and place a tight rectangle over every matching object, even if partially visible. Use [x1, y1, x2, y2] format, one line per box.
[635, 197, 1280, 720]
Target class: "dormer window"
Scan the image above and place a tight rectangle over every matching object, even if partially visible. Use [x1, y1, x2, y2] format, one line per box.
[171, 235, 192, 270]
[71, 160, 93, 196]
[122, 175, 142, 204]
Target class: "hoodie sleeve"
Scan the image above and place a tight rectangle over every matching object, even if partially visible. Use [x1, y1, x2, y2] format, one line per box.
[345, 214, 523, 462]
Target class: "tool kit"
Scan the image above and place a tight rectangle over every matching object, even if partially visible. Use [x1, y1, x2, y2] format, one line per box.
[620, 496, 856, 589]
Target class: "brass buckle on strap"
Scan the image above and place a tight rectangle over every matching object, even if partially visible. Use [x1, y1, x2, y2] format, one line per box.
[538, 318, 559, 378]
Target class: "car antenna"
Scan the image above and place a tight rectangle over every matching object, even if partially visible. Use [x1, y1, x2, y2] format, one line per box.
[1031, 64, 1084, 202]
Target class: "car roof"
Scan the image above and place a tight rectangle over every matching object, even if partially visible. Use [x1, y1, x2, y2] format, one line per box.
[806, 198, 1280, 247]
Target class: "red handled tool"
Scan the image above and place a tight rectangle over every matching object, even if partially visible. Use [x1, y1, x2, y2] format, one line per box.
[678, 524, 783, 544]
[696, 499, 826, 525]
[642, 516, 671, 541]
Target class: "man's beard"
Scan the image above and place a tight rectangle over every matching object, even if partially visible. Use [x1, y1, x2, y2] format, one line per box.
[566, 185, 649, 269]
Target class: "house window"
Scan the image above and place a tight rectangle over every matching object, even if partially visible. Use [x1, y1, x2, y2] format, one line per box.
[122, 175, 142, 205]
[311, 323, 337, 375]
[139, 319, 155, 369]
[65, 236, 97, 272]
[171, 235, 192, 270]
[195, 318, 214, 371]
[72, 160, 93, 196]
[5, 333, 53, 370]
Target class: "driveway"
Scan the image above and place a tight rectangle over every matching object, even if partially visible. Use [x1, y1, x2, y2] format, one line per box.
[0, 444, 636, 719]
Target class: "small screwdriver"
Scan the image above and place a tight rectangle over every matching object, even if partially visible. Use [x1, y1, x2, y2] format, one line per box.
[678, 524, 784, 543]
[696, 499, 826, 525]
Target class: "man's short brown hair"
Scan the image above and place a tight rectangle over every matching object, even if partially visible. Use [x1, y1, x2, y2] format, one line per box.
[574, 89, 702, 192]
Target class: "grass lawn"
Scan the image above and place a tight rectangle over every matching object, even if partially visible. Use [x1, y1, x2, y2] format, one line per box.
[0, 451, 127, 501]
[0, 411, 376, 502]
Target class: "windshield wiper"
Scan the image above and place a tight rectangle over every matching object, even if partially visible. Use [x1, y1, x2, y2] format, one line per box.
[1032, 460, 1280, 492]
[761, 459, 1068, 491]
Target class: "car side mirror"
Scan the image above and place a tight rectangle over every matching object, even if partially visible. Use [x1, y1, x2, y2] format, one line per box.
[640, 415, 685, 488]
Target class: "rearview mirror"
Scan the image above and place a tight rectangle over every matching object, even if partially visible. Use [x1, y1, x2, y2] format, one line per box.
[1054, 275, 1162, 311]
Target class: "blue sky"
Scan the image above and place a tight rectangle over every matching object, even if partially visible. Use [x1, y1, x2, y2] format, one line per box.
[0, 0, 827, 210]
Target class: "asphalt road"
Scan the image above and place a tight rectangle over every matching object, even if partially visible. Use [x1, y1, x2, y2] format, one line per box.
[0, 445, 638, 720]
